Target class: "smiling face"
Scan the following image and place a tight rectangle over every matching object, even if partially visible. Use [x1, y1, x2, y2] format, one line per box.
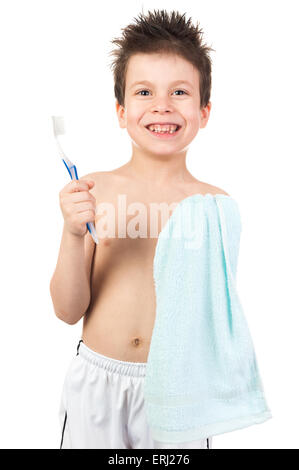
[116, 52, 211, 156]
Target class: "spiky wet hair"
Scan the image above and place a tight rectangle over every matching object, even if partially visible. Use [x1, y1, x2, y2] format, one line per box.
[109, 9, 214, 109]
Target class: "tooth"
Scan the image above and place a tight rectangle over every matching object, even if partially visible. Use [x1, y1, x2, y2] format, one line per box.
[148, 124, 178, 133]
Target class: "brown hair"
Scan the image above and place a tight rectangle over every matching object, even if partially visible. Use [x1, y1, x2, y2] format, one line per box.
[109, 9, 214, 109]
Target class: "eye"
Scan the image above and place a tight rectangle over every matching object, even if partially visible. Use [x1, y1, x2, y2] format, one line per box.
[173, 89, 187, 95]
[136, 89, 150, 96]
[135, 89, 188, 96]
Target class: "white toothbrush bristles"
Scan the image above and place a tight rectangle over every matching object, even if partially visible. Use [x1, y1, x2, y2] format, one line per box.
[52, 116, 65, 137]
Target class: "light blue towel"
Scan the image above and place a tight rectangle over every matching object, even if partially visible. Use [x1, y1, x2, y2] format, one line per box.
[143, 193, 272, 443]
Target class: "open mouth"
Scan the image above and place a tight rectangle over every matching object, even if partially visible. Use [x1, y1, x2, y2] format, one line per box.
[145, 125, 182, 138]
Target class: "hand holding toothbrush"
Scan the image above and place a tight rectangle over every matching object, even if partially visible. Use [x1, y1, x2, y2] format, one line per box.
[51, 116, 99, 244]
[59, 179, 98, 241]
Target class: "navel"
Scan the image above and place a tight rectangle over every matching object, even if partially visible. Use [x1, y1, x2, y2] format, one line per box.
[132, 337, 142, 347]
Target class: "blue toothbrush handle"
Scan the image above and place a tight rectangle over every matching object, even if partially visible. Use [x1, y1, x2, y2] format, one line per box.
[63, 159, 99, 244]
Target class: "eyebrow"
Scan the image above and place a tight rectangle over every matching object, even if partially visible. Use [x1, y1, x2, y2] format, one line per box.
[129, 80, 194, 89]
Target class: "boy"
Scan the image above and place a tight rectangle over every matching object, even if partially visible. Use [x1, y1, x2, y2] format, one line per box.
[50, 9, 244, 449]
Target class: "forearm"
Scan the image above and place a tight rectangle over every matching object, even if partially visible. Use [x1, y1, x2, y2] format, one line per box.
[50, 224, 90, 324]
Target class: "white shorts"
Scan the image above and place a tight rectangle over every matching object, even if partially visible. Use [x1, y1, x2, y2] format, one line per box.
[59, 340, 213, 449]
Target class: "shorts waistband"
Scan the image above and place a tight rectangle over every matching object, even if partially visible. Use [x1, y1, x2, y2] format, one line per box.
[77, 340, 147, 378]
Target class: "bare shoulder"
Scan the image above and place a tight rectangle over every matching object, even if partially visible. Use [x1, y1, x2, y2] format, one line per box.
[80, 170, 118, 200]
[195, 179, 230, 197]
[208, 183, 230, 196]
[80, 170, 112, 185]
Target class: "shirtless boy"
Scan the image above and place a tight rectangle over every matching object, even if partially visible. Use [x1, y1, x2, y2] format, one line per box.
[50, 9, 226, 449]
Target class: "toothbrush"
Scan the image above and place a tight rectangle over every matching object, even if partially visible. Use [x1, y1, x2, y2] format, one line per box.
[51, 116, 99, 244]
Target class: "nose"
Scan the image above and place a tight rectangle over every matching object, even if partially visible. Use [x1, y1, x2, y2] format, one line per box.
[151, 96, 173, 113]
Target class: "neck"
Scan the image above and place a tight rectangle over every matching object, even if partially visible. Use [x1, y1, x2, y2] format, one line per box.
[124, 144, 192, 186]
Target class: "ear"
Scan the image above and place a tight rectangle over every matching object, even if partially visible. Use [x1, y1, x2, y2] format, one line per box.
[199, 101, 212, 129]
[115, 100, 126, 129]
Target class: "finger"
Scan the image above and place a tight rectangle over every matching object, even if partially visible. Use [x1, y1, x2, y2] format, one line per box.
[68, 190, 96, 204]
[62, 179, 93, 193]
[75, 201, 96, 214]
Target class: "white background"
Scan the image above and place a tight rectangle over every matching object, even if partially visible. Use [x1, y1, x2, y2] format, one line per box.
[0, 0, 298, 449]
